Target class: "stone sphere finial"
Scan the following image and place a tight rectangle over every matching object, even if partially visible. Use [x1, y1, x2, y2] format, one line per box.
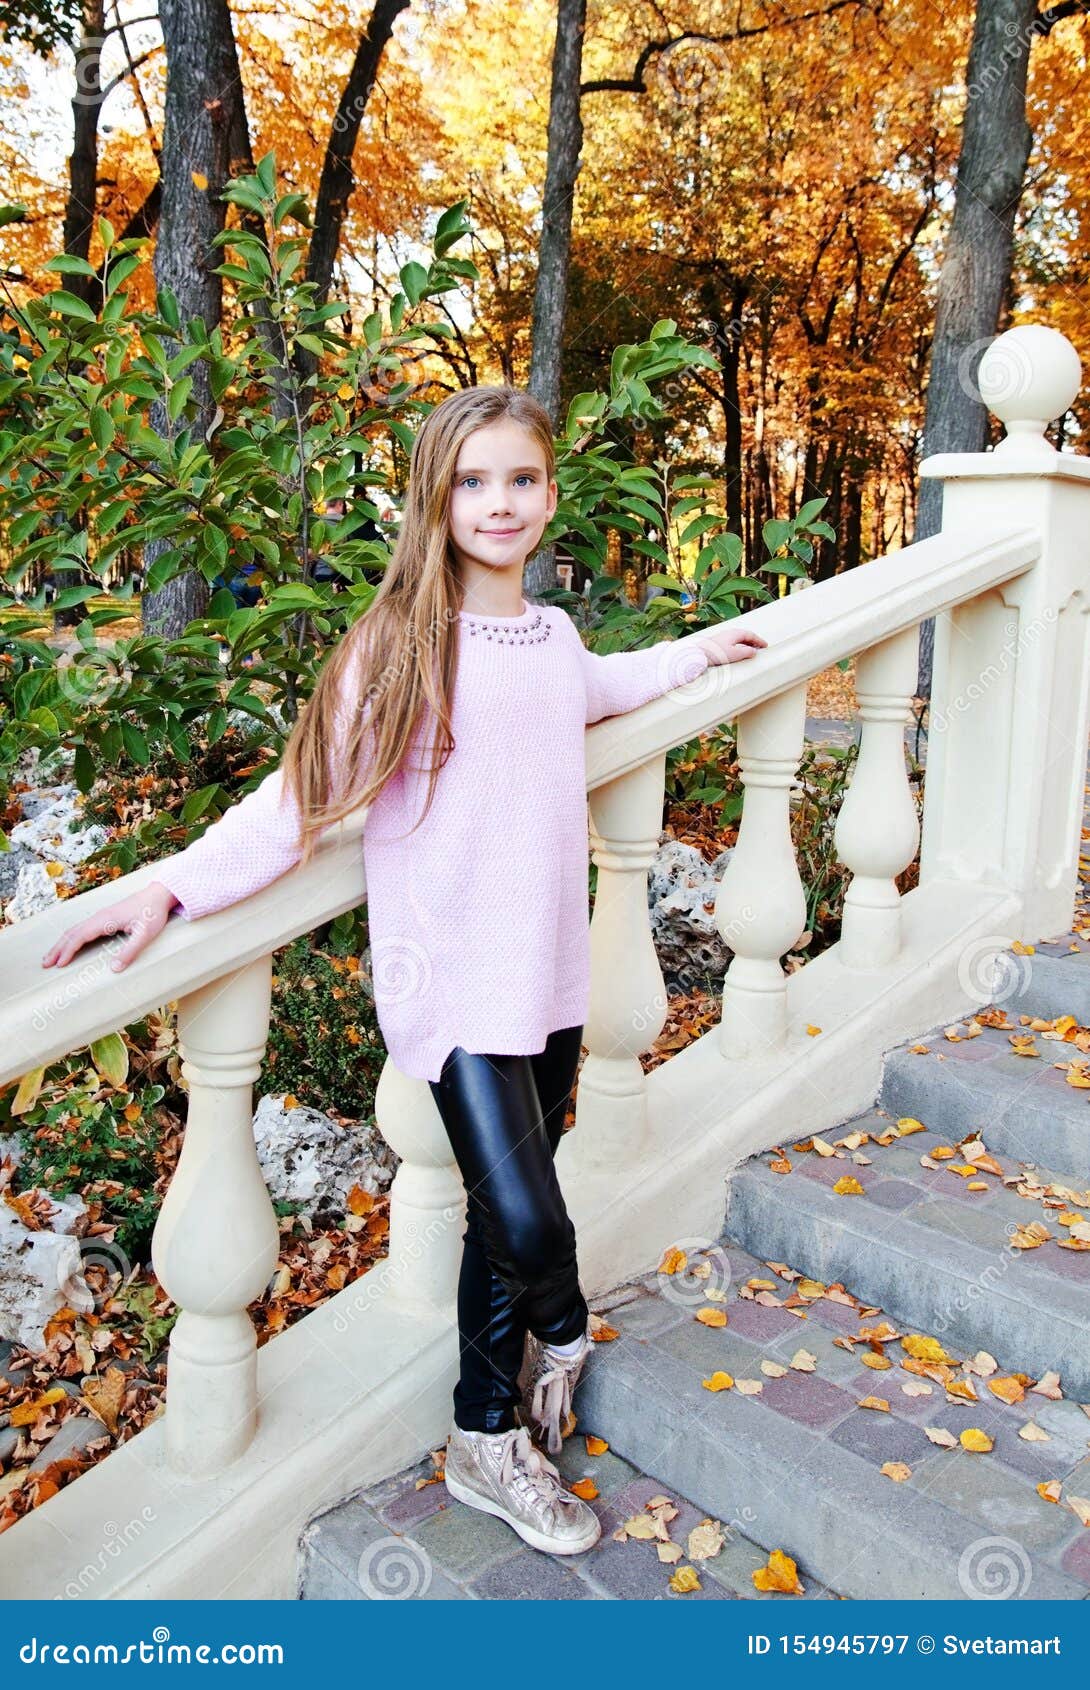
[976, 325, 1082, 456]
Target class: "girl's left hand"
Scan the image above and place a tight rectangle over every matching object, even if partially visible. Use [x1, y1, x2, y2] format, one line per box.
[696, 625, 768, 667]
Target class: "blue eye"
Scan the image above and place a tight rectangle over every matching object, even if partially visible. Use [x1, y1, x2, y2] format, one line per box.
[515, 474, 534, 486]
[459, 476, 480, 488]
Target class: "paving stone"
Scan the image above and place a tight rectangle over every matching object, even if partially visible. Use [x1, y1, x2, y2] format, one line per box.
[377, 1478, 449, 1532]
[1059, 1532, 1090, 1589]
[865, 1179, 926, 1212]
[409, 1492, 526, 1579]
[828, 1403, 946, 1467]
[571, 1498, 738, 1601]
[904, 1447, 1081, 1553]
[299, 1551, 374, 1601]
[753, 1368, 859, 1432]
[605, 1290, 689, 1341]
[466, 1549, 592, 1599]
[551, 1436, 639, 1500]
[764, 1321, 861, 1385]
[722, 1298, 803, 1341]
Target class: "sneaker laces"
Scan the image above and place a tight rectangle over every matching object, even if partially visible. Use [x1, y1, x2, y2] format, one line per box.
[495, 1425, 579, 1515]
[530, 1337, 588, 1457]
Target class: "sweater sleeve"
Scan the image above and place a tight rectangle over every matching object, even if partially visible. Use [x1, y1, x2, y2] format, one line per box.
[565, 618, 712, 726]
[154, 638, 373, 923]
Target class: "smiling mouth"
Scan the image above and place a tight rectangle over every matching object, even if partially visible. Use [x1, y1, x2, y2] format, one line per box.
[480, 528, 523, 536]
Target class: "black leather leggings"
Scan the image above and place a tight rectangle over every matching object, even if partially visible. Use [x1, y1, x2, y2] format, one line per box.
[427, 1024, 589, 1433]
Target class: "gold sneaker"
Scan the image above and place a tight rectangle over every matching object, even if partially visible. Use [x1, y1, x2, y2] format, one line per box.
[518, 1321, 594, 1455]
[444, 1422, 601, 1555]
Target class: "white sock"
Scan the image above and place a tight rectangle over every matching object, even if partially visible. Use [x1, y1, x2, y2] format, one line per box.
[546, 1333, 585, 1358]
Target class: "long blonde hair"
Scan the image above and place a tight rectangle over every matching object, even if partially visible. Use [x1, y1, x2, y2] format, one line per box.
[280, 384, 557, 865]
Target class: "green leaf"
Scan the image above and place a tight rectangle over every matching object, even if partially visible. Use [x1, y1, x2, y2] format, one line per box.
[89, 406, 116, 451]
[121, 722, 150, 765]
[90, 1032, 129, 1088]
[73, 743, 95, 792]
[44, 254, 97, 278]
[48, 290, 97, 322]
[400, 261, 430, 307]
[762, 518, 792, 555]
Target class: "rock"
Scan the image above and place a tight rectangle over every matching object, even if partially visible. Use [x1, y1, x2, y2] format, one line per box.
[648, 838, 735, 987]
[28, 1412, 109, 1472]
[0, 1133, 23, 1172]
[0, 845, 40, 902]
[1, 764, 109, 924]
[252, 1094, 398, 1222]
[0, 1194, 95, 1353]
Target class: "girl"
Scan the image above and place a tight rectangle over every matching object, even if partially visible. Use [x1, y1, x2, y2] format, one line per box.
[41, 385, 766, 1559]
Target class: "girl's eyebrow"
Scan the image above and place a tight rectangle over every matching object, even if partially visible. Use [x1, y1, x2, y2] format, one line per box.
[454, 465, 542, 475]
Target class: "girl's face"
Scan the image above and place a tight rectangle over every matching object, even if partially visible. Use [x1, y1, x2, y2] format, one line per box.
[447, 420, 558, 584]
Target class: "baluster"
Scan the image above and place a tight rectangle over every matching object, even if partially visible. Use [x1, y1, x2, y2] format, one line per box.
[154, 957, 280, 1478]
[835, 629, 921, 968]
[371, 1061, 464, 1315]
[715, 685, 808, 1059]
[577, 753, 669, 1167]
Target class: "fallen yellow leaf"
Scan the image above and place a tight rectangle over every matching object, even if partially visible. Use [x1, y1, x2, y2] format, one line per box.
[959, 1428, 994, 1453]
[669, 1564, 702, 1593]
[858, 1395, 890, 1412]
[752, 1548, 804, 1595]
[694, 1307, 727, 1327]
[832, 1175, 865, 1196]
[881, 1461, 912, 1481]
[702, 1371, 734, 1392]
[902, 1334, 957, 1366]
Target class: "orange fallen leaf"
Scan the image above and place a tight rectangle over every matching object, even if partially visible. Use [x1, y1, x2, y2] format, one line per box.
[1037, 1480, 1063, 1504]
[702, 1371, 734, 1392]
[10, 1387, 68, 1427]
[881, 1461, 912, 1481]
[752, 1548, 804, 1595]
[987, 1376, 1026, 1405]
[585, 1435, 608, 1455]
[832, 1175, 865, 1196]
[695, 1307, 727, 1328]
[861, 1353, 892, 1371]
[959, 1428, 994, 1453]
[659, 1246, 686, 1274]
[858, 1396, 890, 1412]
[570, 1477, 598, 1501]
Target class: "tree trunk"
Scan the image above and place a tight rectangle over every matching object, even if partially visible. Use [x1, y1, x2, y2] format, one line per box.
[305, 0, 412, 309]
[913, 0, 1036, 698]
[52, 0, 106, 633]
[141, 0, 252, 640]
[62, 0, 105, 300]
[525, 0, 587, 597]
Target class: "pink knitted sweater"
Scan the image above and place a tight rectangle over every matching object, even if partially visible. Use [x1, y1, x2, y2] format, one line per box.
[155, 601, 711, 1082]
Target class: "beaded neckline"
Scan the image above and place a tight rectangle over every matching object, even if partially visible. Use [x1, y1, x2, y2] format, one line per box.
[459, 604, 552, 645]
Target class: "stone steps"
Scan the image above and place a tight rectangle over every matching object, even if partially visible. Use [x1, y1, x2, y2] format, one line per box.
[573, 1247, 1090, 1601]
[878, 1016, 1090, 1184]
[724, 1112, 1090, 1397]
[297, 1387, 838, 1600]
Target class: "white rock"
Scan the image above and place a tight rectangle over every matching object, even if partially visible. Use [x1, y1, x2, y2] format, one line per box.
[648, 838, 735, 983]
[252, 1094, 398, 1219]
[0, 1191, 95, 1353]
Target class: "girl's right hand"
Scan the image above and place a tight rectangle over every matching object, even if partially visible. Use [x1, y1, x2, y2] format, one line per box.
[40, 881, 180, 974]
